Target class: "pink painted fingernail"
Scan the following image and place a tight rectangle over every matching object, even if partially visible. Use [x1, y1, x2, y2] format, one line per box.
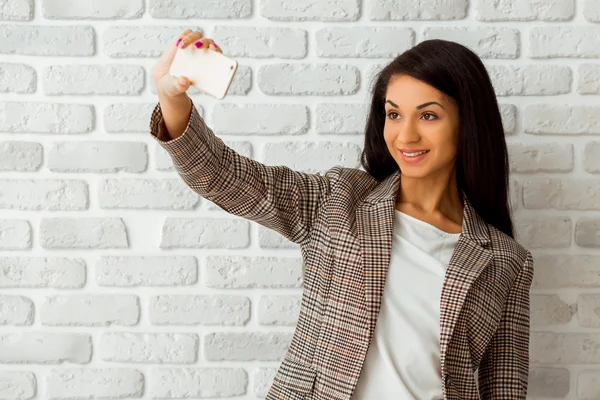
[194, 41, 202, 48]
[176, 38, 182, 46]
[210, 43, 216, 48]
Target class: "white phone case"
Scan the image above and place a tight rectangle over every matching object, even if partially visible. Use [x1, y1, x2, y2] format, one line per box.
[169, 45, 238, 99]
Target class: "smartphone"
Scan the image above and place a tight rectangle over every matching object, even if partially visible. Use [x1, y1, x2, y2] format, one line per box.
[169, 44, 238, 99]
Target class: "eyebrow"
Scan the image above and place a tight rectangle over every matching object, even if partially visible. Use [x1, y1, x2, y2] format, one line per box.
[385, 100, 445, 110]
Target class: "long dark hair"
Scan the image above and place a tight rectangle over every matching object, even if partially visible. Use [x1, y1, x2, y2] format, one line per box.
[361, 39, 513, 238]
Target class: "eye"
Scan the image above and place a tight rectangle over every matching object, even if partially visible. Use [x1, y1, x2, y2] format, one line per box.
[386, 111, 438, 121]
[387, 111, 399, 120]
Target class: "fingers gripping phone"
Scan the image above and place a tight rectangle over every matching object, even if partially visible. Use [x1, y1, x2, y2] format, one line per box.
[169, 45, 238, 99]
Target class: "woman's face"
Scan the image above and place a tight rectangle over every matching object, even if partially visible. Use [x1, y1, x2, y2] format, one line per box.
[383, 74, 460, 180]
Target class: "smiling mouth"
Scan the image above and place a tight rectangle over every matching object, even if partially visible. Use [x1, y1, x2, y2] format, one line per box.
[400, 150, 430, 157]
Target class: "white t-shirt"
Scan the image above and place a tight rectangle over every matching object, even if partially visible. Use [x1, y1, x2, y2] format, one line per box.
[351, 209, 461, 400]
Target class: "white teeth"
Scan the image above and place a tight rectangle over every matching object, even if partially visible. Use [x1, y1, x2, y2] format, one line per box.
[402, 150, 429, 157]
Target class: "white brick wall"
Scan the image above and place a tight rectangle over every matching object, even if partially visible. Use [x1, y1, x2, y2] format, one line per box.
[0, 0, 598, 398]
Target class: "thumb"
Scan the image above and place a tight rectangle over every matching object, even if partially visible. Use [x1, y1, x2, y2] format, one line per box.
[160, 75, 191, 97]
[177, 76, 191, 91]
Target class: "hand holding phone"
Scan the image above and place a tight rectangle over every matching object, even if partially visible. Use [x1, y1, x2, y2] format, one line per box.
[169, 43, 238, 100]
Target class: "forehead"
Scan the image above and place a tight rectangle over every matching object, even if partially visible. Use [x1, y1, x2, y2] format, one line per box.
[385, 75, 444, 105]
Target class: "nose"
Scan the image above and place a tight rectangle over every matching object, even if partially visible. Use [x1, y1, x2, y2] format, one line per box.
[395, 118, 420, 144]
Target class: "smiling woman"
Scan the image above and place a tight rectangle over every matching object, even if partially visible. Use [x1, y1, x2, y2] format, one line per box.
[151, 34, 532, 400]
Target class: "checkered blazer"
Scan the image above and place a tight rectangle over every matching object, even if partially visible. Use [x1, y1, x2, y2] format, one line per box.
[151, 101, 534, 400]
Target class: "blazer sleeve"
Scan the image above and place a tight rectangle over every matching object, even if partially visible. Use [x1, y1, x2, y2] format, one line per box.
[150, 101, 338, 247]
[477, 251, 534, 399]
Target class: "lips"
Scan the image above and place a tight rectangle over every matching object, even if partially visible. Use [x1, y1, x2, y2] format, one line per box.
[399, 149, 430, 157]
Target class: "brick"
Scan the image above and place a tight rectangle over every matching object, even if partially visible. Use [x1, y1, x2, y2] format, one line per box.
[524, 105, 600, 135]
[487, 65, 571, 96]
[0, 180, 88, 210]
[258, 64, 359, 95]
[0, 257, 86, 288]
[43, 0, 143, 19]
[49, 142, 147, 173]
[104, 103, 159, 133]
[204, 256, 303, 288]
[316, 103, 369, 135]
[524, 179, 600, 210]
[150, 295, 250, 326]
[100, 332, 198, 364]
[158, 141, 251, 173]
[212, 26, 306, 58]
[261, 0, 358, 21]
[41, 295, 139, 326]
[578, 295, 600, 328]
[370, 0, 466, 20]
[47, 369, 143, 399]
[96, 256, 197, 287]
[528, 368, 570, 398]
[508, 143, 573, 173]
[150, 368, 247, 398]
[258, 226, 299, 249]
[476, 0, 574, 21]
[0, 102, 93, 134]
[263, 142, 361, 173]
[204, 332, 292, 361]
[212, 104, 308, 135]
[514, 217, 571, 248]
[316, 27, 413, 58]
[533, 255, 600, 289]
[578, 370, 600, 399]
[531, 294, 573, 326]
[161, 218, 250, 249]
[0, 63, 36, 93]
[0, 0, 33, 20]
[423, 27, 519, 59]
[531, 333, 600, 364]
[0, 25, 94, 56]
[258, 295, 302, 326]
[44, 65, 144, 95]
[0, 141, 42, 171]
[0, 333, 91, 364]
[0, 220, 31, 250]
[0, 296, 34, 325]
[104, 26, 194, 57]
[0, 371, 36, 399]
[149, 0, 251, 18]
[584, 142, 600, 173]
[500, 104, 516, 134]
[253, 368, 277, 398]
[99, 179, 199, 209]
[575, 218, 600, 248]
[578, 64, 600, 94]
[40, 218, 128, 249]
[530, 27, 600, 58]
[584, 0, 600, 22]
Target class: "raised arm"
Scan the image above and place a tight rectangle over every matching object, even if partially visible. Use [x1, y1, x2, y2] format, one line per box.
[151, 30, 337, 247]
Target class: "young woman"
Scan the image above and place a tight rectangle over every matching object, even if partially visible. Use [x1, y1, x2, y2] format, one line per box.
[151, 30, 534, 400]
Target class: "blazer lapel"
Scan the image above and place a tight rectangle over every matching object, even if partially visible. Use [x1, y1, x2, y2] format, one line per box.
[439, 195, 493, 377]
[356, 170, 400, 336]
[355, 172, 494, 375]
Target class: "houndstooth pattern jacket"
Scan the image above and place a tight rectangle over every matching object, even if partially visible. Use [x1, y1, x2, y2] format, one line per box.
[150, 101, 534, 400]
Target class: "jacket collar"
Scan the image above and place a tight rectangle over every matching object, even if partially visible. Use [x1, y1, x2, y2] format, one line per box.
[359, 168, 491, 246]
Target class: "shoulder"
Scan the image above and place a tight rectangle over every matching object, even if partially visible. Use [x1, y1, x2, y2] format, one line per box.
[324, 166, 379, 194]
[487, 223, 532, 271]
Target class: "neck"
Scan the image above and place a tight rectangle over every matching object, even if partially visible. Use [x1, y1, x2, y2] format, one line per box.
[396, 167, 463, 222]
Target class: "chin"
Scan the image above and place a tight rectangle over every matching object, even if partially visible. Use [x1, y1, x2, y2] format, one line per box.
[398, 167, 432, 179]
